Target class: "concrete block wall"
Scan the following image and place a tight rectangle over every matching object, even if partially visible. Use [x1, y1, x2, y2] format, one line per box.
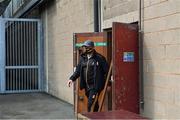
[103, 0, 138, 28]
[142, 0, 180, 119]
[39, 0, 180, 118]
[103, 0, 180, 118]
[41, 0, 94, 104]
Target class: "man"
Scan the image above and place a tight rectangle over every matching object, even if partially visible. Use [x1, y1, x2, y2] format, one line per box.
[67, 40, 108, 112]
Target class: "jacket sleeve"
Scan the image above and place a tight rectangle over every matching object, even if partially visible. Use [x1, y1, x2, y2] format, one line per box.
[69, 57, 82, 81]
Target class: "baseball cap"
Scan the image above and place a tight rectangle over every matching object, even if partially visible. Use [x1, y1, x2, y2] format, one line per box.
[82, 40, 94, 47]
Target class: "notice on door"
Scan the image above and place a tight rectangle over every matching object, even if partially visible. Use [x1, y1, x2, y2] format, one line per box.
[123, 52, 134, 62]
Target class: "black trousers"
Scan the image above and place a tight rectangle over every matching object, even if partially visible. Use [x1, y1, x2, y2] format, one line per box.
[86, 90, 99, 112]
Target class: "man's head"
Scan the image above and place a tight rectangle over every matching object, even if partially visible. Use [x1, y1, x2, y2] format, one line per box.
[82, 40, 95, 54]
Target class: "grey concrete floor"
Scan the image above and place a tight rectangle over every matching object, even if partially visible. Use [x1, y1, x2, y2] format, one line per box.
[0, 92, 75, 119]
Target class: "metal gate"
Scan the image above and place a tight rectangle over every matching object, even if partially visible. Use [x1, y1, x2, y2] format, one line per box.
[0, 18, 43, 93]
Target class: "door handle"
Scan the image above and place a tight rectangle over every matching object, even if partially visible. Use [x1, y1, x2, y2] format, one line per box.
[79, 96, 84, 101]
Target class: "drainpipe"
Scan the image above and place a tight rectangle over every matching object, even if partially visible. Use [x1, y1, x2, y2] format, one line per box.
[94, 0, 99, 32]
[139, 0, 144, 110]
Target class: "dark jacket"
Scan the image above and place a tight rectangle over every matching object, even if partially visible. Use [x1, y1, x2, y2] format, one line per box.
[69, 51, 108, 93]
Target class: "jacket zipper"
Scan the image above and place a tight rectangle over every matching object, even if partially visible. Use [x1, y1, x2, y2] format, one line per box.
[86, 58, 90, 89]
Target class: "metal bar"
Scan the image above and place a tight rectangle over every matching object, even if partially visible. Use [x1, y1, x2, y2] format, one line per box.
[22, 69, 24, 90]
[20, 22, 23, 90]
[26, 69, 28, 90]
[12, 70, 14, 90]
[9, 22, 11, 66]
[36, 69, 38, 90]
[30, 22, 32, 66]
[7, 21, 9, 66]
[38, 20, 43, 91]
[2, 18, 40, 22]
[0, 19, 6, 93]
[26, 22, 28, 65]
[20, 21, 22, 65]
[23, 21, 25, 65]
[34, 22, 36, 65]
[23, 69, 24, 90]
[6, 22, 8, 66]
[27, 69, 29, 90]
[29, 22, 32, 90]
[5, 66, 38, 69]
[12, 22, 14, 66]
[17, 22, 19, 66]
[8, 70, 10, 90]
[32, 22, 34, 65]
[23, 22, 26, 90]
[15, 70, 17, 90]
[35, 22, 37, 65]
[32, 22, 35, 90]
[13, 22, 16, 66]
[13, 69, 15, 90]
[13, 22, 16, 65]
[26, 21, 30, 90]
[28, 22, 31, 65]
[15, 24, 18, 90]
[23, 21, 25, 66]
[17, 22, 20, 90]
[32, 68, 34, 89]
[10, 21, 12, 66]
[15, 22, 17, 66]
[28, 21, 32, 90]
[34, 22, 37, 89]
[25, 69, 27, 90]
[7, 21, 10, 66]
[9, 69, 11, 90]
[11, 68, 13, 90]
[36, 69, 37, 90]
[29, 69, 31, 90]
[17, 69, 19, 90]
[28, 69, 30, 90]
[6, 70, 9, 90]
[4, 90, 40, 93]
[21, 69, 23, 90]
[5, 22, 8, 90]
[18, 69, 20, 90]
[38, 21, 42, 90]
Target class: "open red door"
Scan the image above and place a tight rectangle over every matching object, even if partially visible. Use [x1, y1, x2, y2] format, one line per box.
[112, 22, 139, 113]
[74, 32, 109, 114]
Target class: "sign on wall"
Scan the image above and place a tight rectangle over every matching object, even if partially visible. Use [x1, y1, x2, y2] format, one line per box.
[123, 52, 134, 62]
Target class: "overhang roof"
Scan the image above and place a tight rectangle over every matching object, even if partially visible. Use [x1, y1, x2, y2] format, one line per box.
[0, 0, 10, 15]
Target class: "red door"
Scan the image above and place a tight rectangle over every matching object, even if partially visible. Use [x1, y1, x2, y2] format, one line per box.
[112, 22, 139, 113]
[74, 32, 109, 114]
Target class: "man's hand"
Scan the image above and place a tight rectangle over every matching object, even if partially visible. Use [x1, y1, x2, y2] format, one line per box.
[67, 80, 73, 87]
